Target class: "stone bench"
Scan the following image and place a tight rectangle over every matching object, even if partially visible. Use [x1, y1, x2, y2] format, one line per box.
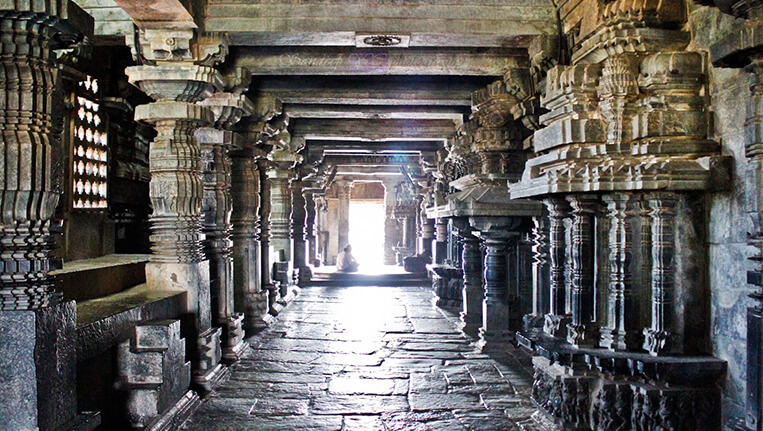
[51, 254, 151, 301]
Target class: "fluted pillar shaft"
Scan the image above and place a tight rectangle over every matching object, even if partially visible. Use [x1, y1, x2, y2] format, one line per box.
[257, 160, 279, 315]
[478, 231, 518, 347]
[0, 12, 71, 310]
[643, 192, 680, 355]
[231, 151, 271, 332]
[458, 223, 483, 337]
[525, 215, 550, 330]
[268, 168, 292, 263]
[290, 179, 309, 283]
[600, 193, 641, 351]
[566, 194, 599, 347]
[304, 191, 318, 266]
[543, 197, 572, 337]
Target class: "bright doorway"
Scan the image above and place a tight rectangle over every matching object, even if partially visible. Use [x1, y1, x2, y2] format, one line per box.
[348, 200, 385, 269]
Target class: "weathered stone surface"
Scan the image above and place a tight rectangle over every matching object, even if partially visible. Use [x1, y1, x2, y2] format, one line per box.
[181, 286, 555, 430]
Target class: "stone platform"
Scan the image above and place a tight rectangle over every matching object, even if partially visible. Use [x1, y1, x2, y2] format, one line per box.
[180, 285, 559, 431]
[309, 265, 429, 287]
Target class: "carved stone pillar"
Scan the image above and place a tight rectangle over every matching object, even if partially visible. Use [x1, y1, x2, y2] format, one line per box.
[127, 63, 227, 390]
[642, 192, 680, 355]
[434, 218, 449, 264]
[476, 227, 520, 348]
[454, 219, 483, 337]
[382, 180, 398, 265]
[419, 210, 435, 259]
[565, 195, 599, 348]
[543, 197, 572, 337]
[336, 180, 352, 256]
[268, 166, 292, 265]
[0, 8, 98, 430]
[197, 91, 252, 361]
[304, 191, 318, 266]
[258, 159, 280, 315]
[600, 193, 640, 351]
[231, 150, 271, 332]
[525, 214, 549, 330]
[290, 179, 309, 283]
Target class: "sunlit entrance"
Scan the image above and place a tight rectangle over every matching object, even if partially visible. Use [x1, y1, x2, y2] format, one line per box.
[348, 200, 385, 271]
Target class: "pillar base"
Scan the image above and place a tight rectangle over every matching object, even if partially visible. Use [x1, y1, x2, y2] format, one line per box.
[193, 362, 230, 394]
[543, 314, 571, 338]
[222, 313, 248, 363]
[146, 391, 202, 431]
[192, 326, 226, 393]
[477, 329, 516, 352]
[0, 302, 86, 431]
[461, 286, 483, 338]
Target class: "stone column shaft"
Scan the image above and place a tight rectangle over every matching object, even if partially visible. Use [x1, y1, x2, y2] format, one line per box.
[231, 152, 271, 332]
[304, 191, 318, 266]
[479, 232, 518, 347]
[434, 218, 449, 264]
[526, 215, 550, 330]
[200, 136, 247, 360]
[290, 179, 309, 283]
[382, 181, 398, 265]
[643, 192, 680, 355]
[566, 194, 599, 347]
[258, 160, 280, 315]
[269, 169, 292, 263]
[600, 193, 641, 351]
[127, 63, 226, 391]
[0, 11, 93, 431]
[336, 180, 352, 256]
[459, 228, 483, 337]
[543, 197, 572, 337]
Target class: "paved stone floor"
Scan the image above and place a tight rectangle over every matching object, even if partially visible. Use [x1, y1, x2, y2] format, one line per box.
[182, 285, 554, 431]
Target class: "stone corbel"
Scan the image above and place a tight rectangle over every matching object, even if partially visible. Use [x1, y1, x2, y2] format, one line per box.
[136, 28, 195, 63]
[193, 32, 230, 67]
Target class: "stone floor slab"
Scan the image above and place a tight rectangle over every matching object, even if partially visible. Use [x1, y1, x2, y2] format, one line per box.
[180, 285, 557, 431]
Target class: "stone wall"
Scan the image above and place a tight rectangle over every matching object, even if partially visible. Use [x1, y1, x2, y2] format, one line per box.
[688, 4, 758, 422]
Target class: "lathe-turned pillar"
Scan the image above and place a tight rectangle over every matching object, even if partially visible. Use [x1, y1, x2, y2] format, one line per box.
[600, 193, 641, 351]
[336, 180, 352, 257]
[127, 62, 227, 390]
[231, 150, 272, 332]
[454, 219, 483, 337]
[543, 197, 572, 338]
[290, 179, 310, 283]
[382, 180, 399, 265]
[565, 194, 599, 348]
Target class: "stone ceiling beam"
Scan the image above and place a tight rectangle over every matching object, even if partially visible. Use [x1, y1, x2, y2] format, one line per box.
[284, 104, 466, 121]
[307, 140, 443, 153]
[227, 32, 540, 48]
[111, 0, 194, 28]
[293, 118, 457, 141]
[233, 47, 527, 76]
[205, 1, 555, 43]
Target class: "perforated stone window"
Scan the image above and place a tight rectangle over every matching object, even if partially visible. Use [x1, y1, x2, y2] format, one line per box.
[70, 75, 108, 210]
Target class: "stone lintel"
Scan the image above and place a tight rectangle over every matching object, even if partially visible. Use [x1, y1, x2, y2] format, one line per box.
[232, 47, 527, 76]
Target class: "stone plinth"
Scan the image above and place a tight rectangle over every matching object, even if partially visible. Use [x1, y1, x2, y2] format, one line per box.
[117, 319, 201, 430]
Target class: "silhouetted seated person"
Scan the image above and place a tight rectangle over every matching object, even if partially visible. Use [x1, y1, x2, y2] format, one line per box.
[336, 245, 359, 273]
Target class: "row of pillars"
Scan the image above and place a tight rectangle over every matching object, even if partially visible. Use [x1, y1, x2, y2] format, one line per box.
[430, 191, 701, 357]
[529, 192, 703, 356]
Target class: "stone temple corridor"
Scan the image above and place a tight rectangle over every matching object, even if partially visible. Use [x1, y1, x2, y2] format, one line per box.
[182, 284, 546, 431]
